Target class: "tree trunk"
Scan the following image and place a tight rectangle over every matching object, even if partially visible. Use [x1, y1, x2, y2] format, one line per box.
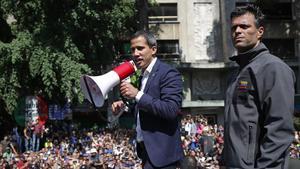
[135, 0, 149, 31]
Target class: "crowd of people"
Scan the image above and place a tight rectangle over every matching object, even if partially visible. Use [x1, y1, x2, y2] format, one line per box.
[181, 115, 224, 168]
[0, 114, 299, 169]
[0, 120, 142, 169]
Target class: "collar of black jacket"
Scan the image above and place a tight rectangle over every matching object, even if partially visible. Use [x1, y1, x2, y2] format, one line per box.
[230, 43, 268, 68]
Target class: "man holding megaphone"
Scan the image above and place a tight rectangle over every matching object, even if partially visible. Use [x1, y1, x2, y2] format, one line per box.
[112, 30, 184, 169]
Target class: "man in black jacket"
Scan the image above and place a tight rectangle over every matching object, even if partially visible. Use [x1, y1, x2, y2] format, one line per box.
[223, 4, 295, 169]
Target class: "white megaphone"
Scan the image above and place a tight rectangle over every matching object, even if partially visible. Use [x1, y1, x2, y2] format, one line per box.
[80, 60, 137, 107]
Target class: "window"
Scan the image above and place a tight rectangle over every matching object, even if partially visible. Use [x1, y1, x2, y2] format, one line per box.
[262, 39, 295, 61]
[203, 114, 217, 125]
[115, 40, 181, 60]
[148, 3, 178, 22]
[157, 40, 180, 59]
[236, 2, 293, 20]
[260, 3, 293, 20]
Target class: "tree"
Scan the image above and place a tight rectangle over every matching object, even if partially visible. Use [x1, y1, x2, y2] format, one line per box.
[0, 0, 137, 115]
[136, 0, 149, 30]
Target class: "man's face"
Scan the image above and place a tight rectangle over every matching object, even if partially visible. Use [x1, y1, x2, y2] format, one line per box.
[231, 13, 264, 53]
[130, 36, 157, 71]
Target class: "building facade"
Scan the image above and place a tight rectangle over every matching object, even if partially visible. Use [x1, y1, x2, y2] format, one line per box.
[150, 0, 300, 125]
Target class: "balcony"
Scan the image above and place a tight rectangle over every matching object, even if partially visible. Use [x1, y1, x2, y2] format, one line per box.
[182, 100, 224, 108]
[149, 16, 178, 23]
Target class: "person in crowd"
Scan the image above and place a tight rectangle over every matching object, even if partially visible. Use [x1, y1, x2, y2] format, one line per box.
[12, 126, 22, 153]
[184, 118, 192, 136]
[223, 4, 295, 168]
[111, 30, 184, 169]
[44, 138, 53, 150]
[31, 120, 44, 152]
[180, 155, 197, 169]
[0, 136, 10, 154]
[23, 122, 34, 152]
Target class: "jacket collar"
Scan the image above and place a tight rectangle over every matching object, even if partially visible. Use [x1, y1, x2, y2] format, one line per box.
[142, 57, 157, 77]
[143, 58, 160, 93]
[230, 43, 268, 68]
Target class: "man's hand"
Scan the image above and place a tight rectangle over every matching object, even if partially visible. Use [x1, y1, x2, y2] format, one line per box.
[111, 100, 126, 116]
[120, 81, 139, 99]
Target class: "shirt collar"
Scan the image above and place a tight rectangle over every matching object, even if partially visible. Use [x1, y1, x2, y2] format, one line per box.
[143, 57, 157, 76]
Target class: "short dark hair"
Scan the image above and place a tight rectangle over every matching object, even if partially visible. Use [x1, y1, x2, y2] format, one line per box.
[180, 156, 197, 169]
[230, 4, 265, 28]
[130, 30, 157, 48]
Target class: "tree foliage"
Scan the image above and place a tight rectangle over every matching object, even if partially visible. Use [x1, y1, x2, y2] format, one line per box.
[0, 0, 137, 114]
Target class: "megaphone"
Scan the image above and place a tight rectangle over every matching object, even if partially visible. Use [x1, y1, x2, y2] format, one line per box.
[80, 60, 137, 107]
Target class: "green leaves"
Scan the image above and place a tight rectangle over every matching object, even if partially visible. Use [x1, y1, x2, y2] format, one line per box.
[0, 0, 138, 114]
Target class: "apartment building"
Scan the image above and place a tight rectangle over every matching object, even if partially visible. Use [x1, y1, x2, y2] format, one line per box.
[150, 0, 300, 125]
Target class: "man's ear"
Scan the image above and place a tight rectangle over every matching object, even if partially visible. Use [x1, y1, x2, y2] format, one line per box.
[257, 26, 264, 40]
[151, 46, 157, 55]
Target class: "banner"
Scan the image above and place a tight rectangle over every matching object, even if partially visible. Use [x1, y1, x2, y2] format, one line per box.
[25, 96, 39, 124]
[48, 102, 72, 120]
[13, 95, 48, 127]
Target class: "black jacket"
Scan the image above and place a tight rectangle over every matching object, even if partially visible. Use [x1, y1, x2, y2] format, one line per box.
[224, 43, 295, 169]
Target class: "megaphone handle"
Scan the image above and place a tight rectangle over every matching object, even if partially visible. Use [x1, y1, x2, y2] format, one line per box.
[83, 76, 130, 123]
[83, 76, 97, 109]
[83, 76, 120, 124]
[120, 95, 131, 108]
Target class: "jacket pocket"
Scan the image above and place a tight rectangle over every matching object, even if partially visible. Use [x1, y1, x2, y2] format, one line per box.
[246, 124, 256, 164]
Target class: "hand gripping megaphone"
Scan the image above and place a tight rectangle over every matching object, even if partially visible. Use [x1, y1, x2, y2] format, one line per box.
[80, 60, 137, 107]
